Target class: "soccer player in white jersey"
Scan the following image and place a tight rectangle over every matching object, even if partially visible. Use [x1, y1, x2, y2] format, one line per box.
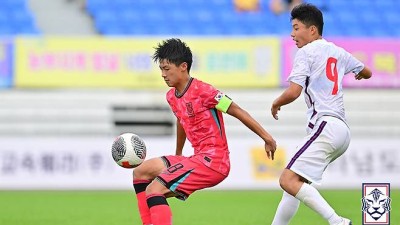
[270, 3, 372, 225]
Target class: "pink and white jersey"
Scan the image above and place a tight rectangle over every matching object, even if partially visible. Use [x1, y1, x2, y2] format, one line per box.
[288, 39, 364, 127]
[166, 78, 230, 175]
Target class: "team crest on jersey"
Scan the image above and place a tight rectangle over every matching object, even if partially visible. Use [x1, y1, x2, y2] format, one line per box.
[186, 102, 195, 117]
[214, 92, 224, 102]
[362, 183, 391, 225]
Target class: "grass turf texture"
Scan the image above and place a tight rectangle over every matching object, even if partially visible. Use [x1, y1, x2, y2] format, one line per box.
[0, 190, 398, 225]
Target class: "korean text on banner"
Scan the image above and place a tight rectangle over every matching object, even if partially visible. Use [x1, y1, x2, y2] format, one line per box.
[15, 37, 281, 88]
[185, 38, 280, 88]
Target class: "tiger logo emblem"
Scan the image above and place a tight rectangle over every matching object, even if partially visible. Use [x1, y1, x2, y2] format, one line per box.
[361, 188, 391, 221]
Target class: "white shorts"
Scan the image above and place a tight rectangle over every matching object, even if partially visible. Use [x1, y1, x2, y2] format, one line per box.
[287, 116, 351, 185]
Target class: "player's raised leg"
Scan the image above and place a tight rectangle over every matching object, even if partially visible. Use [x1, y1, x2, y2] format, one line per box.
[133, 157, 168, 225]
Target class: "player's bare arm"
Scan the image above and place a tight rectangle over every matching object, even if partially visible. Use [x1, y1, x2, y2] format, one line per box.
[355, 66, 372, 80]
[175, 120, 186, 155]
[226, 102, 277, 160]
[271, 82, 303, 120]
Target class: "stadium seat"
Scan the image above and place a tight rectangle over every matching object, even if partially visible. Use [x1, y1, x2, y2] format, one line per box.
[0, 11, 9, 24]
[86, 0, 400, 37]
[1, 0, 27, 11]
[327, 0, 356, 12]
[86, 0, 110, 16]
[0, 25, 14, 36]
[119, 9, 143, 24]
[373, 0, 395, 9]
[0, 0, 39, 35]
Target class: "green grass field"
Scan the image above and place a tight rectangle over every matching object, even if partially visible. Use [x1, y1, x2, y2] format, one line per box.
[0, 190, 398, 225]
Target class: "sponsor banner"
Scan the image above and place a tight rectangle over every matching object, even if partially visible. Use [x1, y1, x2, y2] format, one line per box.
[0, 136, 173, 190]
[295, 138, 400, 189]
[282, 38, 400, 88]
[15, 37, 280, 88]
[0, 136, 398, 190]
[0, 39, 13, 87]
[228, 137, 400, 190]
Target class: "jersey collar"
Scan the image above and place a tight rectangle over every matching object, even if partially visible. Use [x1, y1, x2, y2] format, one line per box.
[175, 77, 193, 98]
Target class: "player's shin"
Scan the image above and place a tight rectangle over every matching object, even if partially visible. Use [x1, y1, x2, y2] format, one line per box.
[146, 194, 172, 225]
[134, 179, 152, 225]
[271, 191, 300, 225]
[295, 183, 342, 225]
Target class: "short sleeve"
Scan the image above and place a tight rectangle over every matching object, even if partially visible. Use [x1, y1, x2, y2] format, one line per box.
[343, 50, 365, 75]
[214, 92, 232, 113]
[201, 83, 220, 109]
[287, 49, 310, 88]
[201, 83, 232, 113]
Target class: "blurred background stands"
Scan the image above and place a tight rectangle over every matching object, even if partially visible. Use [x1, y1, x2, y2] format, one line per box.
[0, 0, 399, 138]
[2, 0, 400, 37]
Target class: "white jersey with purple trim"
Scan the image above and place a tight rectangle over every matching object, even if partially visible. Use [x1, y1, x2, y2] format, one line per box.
[288, 39, 364, 127]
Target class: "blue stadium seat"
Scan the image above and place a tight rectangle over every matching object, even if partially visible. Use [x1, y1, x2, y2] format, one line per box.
[0, 0, 37, 35]
[16, 24, 39, 35]
[367, 27, 392, 37]
[217, 9, 239, 23]
[1, 0, 27, 11]
[99, 25, 126, 36]
[93, 10, 120, 35]
[0, 25, 14, 36]
[382, 9, 400, 25]
[372, 0, 396, 9]
[305, 0, 327, 10]
[342, 26, 366, 37]
[198, 23, 225, 35]
[359, 12, 382, 27]
[87, 0, 400, 37]
[336, 10, 360, 30]
[0, 10, 9, 24]
[12, 9, 34, 25]
[86, 0, 109, 16]
[193, 9, 217, 24]
[124, 24, 151, 35]
[168, 9, 189, 22]
[119, 9, 143, 24]
[327, 0, 356, 12]
[323, 27, 343, 37]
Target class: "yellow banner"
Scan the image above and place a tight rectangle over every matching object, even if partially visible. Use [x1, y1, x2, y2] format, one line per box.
[251, 146, 286, 180]
[15, 37, 280, 88]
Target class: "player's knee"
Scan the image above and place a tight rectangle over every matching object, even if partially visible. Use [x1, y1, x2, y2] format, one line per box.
[145, 183, 156, 195]
[145, 181, 168, 196]
[133, 166, 147, 180]
[279, 173, 290, 190]
[134, 157, 167, 180]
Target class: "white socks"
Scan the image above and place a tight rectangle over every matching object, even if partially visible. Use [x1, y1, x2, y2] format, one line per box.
[271, 191, 300, 225]
[295, 183, 342, 225]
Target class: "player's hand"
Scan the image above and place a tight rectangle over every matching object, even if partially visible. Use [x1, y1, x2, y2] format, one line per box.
[271, 102, 281, 120]
[264, 136, 277, 160]
[355, 73, 364, 80]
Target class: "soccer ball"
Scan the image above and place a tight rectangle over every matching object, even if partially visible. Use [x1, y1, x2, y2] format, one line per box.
[111, 133, 147, 168]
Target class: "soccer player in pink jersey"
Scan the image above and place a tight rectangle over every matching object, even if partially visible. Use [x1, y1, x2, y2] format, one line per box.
[270, 3, 372, 225]
[132, 38, 277, 225]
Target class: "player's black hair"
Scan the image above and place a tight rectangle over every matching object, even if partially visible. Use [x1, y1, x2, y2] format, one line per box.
[152, 38, 193, 72]
[291, 3, 324, 35]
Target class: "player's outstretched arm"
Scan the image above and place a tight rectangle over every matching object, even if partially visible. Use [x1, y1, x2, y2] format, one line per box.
[271, 82, 303, 120]
[226, 102, 277, 160]
[355, 66, 372, 80]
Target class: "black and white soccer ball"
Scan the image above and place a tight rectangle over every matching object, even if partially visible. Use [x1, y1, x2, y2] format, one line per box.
[111, 133, 147, 168]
